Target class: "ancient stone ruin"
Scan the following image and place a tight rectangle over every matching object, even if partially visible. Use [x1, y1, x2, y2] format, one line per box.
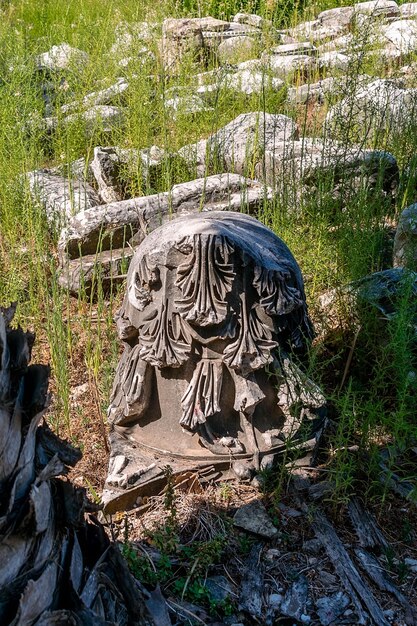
[103, 211, 325, 513]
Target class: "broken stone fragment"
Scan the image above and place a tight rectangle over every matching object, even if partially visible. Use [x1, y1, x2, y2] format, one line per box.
[233, 12, 269, 29]
[318, 6, 355, 29]
[227, 69, 284, 95]
[44, 105, 125, 136]
[26, 169, 100, 227]
[281, 576, 310, 621]
[91, 144, 182, 203]
[287, 77, 337, 104]
[316, 592, 350, 626]
[379, 18, 417, 54]
[58, 247, 134, 295]
[353, 0, 399, 19]
[179, 111, 298, 177]
[266, 53, 316, 79]
[36, 43, 89, 72]
[326, 79, 417, 141]
[60, 77, 129, 115]
[256, 138, 398, 211]
[162, 18, 206, 74]
[217, 35, 258, 64]
[288, 19, 346, 43]
[270, 41, 318, 56]
[400, 3, 417, 18]
[233, 500, 279, 539]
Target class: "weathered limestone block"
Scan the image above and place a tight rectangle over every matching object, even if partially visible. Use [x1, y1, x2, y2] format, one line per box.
[289, 17, 348, 43]
[26, 169, 101, 226]
[317, 33, 354, 53]
[58, 174, 273, 293]
[91, 144, 182, 202]
[400, 3, 417, 18]
[326, 79, 417, 141]
[318, 51, 350, 70]
[257, 139, 398, 205]
[162, 16, 264, 73]
[202, 22, 261, 52]
[379, 19, 417, 53]
[228, 69, 284, 94]
[270, 42, 318, 56]
[393, 204, 417, 269]
[287, 77, 337, 104]
[217, 35, 258, 64]
[318, 6, 355, 29]
[267, 53, 317, 79]
[318, 267, 417, 336]
[91, 146, 127, 203]
[178, 112, 299, 177]
[103, 211, 325, 512]
[36, 43, 89, 72]
[58, 247, 134, 294]
[162, 18, 206, 74]
[353, 0, 399, 19]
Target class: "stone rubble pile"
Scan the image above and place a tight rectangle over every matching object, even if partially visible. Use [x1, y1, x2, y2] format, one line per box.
[24, 0, 417, 305]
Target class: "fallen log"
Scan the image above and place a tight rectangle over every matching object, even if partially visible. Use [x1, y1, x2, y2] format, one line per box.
[312, 509, 390, 626]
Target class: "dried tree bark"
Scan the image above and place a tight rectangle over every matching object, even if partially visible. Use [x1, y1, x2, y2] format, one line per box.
[0, 305, 153, 626]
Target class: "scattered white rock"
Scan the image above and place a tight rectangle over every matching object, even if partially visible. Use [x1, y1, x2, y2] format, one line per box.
[26, 170, 100, 227]
[217, 35, 258, 64]
[394, 204, 417, 270]
[316, 592, 350, 626]
[228, 68, 284, 94]
[162, 18, 206, 74]
[326, 78, 417, 140]
[233, 12, 268, 29]
[270, 41, 318, 56]
[380, 19, 417, 53]
[267, 53, 316, 78]
[179, 111, 298, 176]
[318, 6, 355, 29]
[36, 43, 89, 72]
[318, 51, 350, 71]
[281, 576, 309, 621]
[404, 557, 417, 572]
[60, 77, 129, 115]
[400, 3, 417, 18]
[353, 0, 400, 19]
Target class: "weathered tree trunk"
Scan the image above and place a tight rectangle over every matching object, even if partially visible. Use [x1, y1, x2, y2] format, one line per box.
[0, 305, 153, 626]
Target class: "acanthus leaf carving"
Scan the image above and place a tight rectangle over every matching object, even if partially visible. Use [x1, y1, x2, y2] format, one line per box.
[138, 302, 192, 368]
[253, 266, 304, 316]
[223, 293, 277, 376]
[180, 359, 223, 431]
[175, 234, 235, 326]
